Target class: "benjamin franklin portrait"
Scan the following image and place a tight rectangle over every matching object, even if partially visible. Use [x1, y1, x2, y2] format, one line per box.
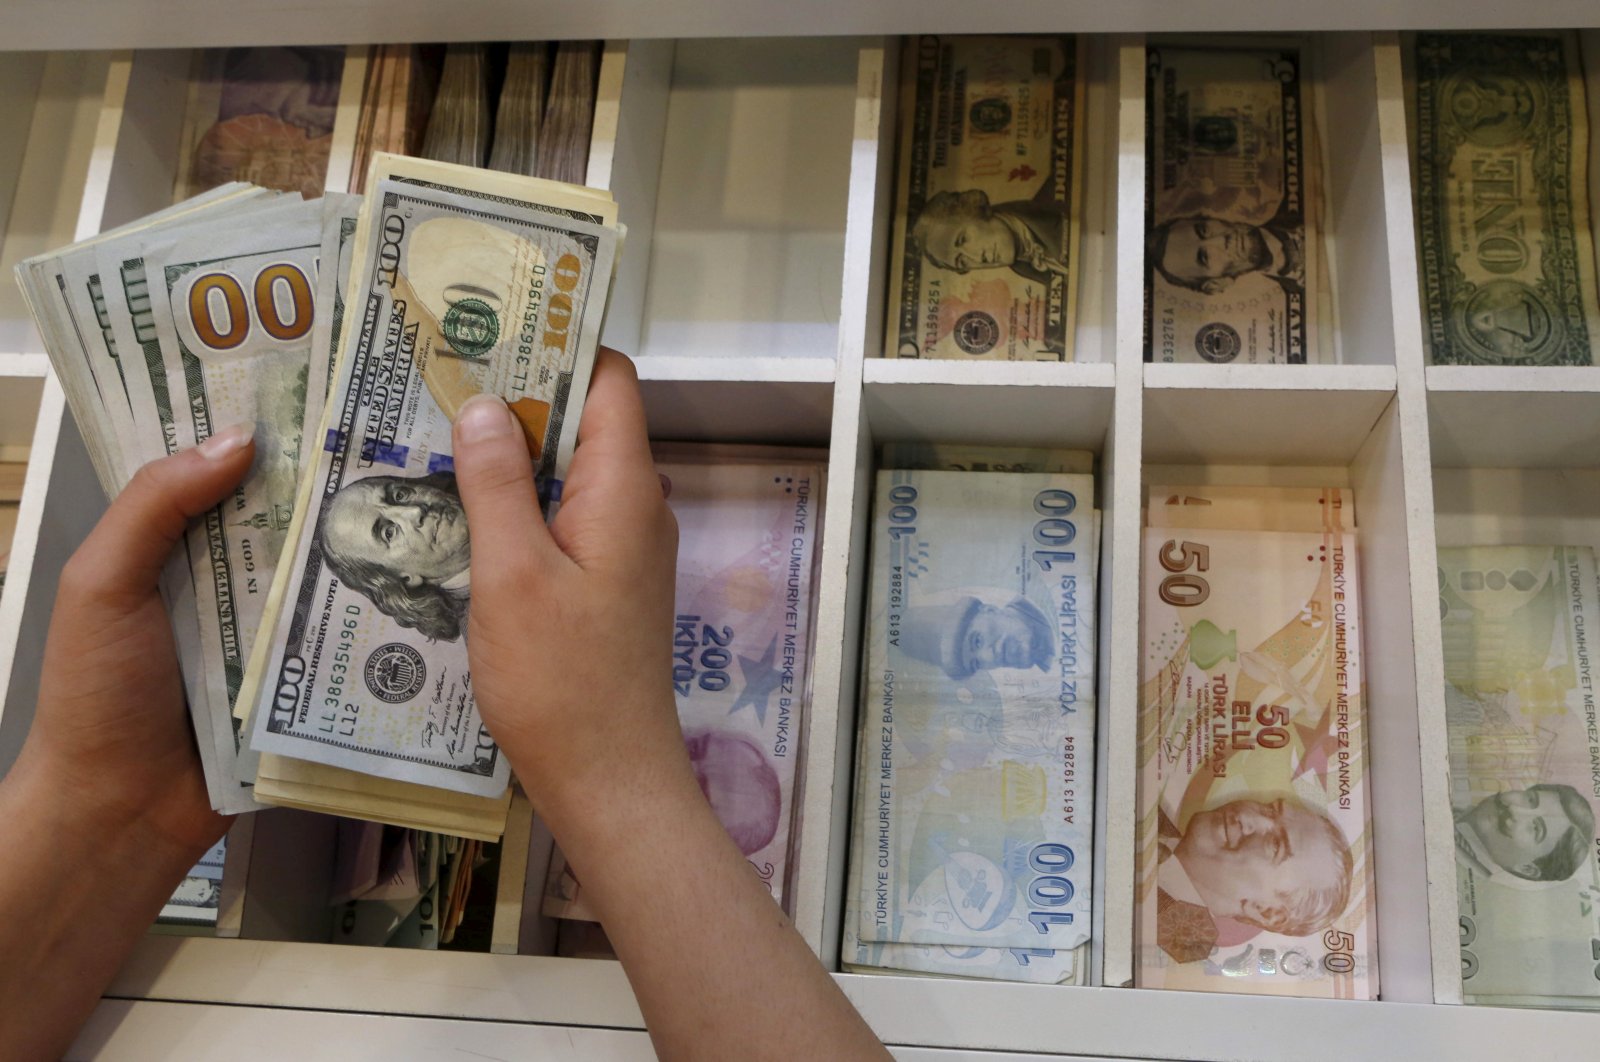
[318, 471, 472, 642]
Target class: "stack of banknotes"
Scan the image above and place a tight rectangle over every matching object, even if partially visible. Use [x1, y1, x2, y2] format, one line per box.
[328, 808, 518, 950]
[1136, 484, 1376, 997]
[1441, 545, 1600, 1007]
[1409, 31, 1599, 366]
[18, 153, 622, 843]
[413, 40, 600, 184]
[884, 35, 1086, 361]
[844, 445, 1099, 984]
[544, 443, 827, 929]
[1145, 38, 1333, 364]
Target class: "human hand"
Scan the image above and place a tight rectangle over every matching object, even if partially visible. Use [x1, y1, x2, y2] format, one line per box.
[11, 425, 254, 868]
[451, 350, 688, 832]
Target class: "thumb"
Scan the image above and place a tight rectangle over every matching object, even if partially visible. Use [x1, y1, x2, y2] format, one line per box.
[452, 394, 559, 582]
[71, 423, 257, 602]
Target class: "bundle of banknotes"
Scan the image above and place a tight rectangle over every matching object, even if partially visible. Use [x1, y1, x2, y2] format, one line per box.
[1145, 38, 1333, 364]
[1409, 32, 1599, 366]
[418, 40, 599, 182]
[18, 153, 622, 843]
[884, 35, 1086, 361]
[843, 445, 1099, 984]
[1441, 545, 1600, 1007]
[1135, 484, 1376, 998]
[329, 816, 501, 949]
[544, 443, 827, 927]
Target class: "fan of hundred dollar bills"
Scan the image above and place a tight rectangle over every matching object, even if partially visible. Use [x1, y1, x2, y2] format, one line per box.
[16, 154, 622, 840]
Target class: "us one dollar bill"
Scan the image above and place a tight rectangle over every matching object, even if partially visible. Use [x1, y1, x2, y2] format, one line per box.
[886, 36, 1085, 361]
[545, 452, 826, 919]
[1146, 40, 1325, 364]
[1439, 545, 1600, 1006]
[243, 154, 619, 796]
[1411, 32, 1600, 365]
[850, 470, 1098, 965]
[1137, 486, 1376, 998]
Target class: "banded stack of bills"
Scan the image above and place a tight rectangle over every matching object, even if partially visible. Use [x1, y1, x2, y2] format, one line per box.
[18, 184, 351, 814]
[844, 462, 1099, 984]
[1409, 32, 1599, 366]
[330, 817, 499, 949]
[421, 44, 492, 167]
[1440, 545, 1600, 1007]
[1145, 39, 1332, 364]
[17, 153, 623, 840]
[1136, 485, 1376, 998]
[885, 36, 1086, 361]
[348, 45, 441, 194]
[543, 443, 826, 924]
[237, 154, 621, 838]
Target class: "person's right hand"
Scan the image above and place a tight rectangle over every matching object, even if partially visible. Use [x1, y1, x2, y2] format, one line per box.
[450, 349, 687, 832]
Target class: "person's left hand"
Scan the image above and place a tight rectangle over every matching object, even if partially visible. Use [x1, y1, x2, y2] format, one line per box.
[11, 423, 256, 864]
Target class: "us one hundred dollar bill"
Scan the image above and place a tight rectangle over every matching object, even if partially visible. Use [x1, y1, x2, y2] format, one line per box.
[1145, 40, 1325, 364]
[850, 470, 1098, 966]
[243, 154, 619, 796]
[1440, 546, 1600, 1006]
[886, 36, 1085, 361]
[1411, 32, 1600, 365]
[1137, 486, 1376, 998]
[147, 202, 329, 771]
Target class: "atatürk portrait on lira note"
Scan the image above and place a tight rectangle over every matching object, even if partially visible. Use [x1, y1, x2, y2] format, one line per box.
[1154, 797, 1352, 964]
[319, 471, 472, 642]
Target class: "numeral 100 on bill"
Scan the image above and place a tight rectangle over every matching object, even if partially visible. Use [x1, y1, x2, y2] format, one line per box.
[885, 485, 1083, 573]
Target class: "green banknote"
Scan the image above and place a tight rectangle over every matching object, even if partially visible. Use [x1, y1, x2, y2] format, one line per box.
[1145, 40, 1325, 364]
[1412, 33, 1600, 365]
[243, 155, 619, 797]
[886, 36, 1084, 360]
[848, 469, 1099, 972]
[1440, 545, 1600, 1007]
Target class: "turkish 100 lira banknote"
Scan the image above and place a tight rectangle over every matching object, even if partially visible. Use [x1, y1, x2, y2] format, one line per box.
[1440, 546, 1600, 1007]
[1146, 41, 1324, 364]
[850, 470, 1098, 966]
[1137, 486, 1377, 998]
[244, 155, 619, 795]
[886, 36, 1085, 360]
[1411, 32, 1600, 365]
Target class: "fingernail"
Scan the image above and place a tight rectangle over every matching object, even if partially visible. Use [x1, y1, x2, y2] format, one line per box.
[198, 422, 254, 460]
[456, 394, 513, 444]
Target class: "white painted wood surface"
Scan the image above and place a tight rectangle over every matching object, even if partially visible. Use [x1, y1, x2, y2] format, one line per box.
[2, 24, 1599, 1061]
[1, 0, 1598, 50]
[71, 1000, 1141, 1061]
